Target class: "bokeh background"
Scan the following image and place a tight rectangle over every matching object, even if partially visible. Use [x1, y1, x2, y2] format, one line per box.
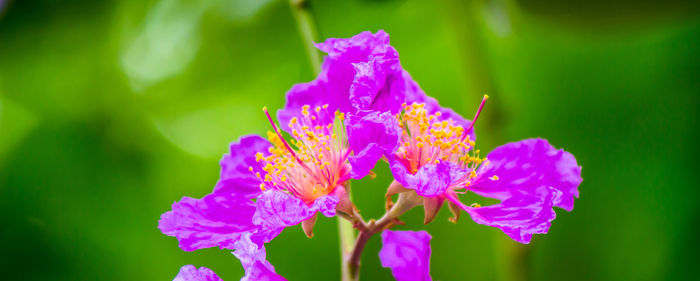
[1, 0, 698, 280]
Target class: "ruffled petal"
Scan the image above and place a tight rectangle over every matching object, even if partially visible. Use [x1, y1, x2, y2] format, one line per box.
[312, 194, 340, 217]
[278, 30, 404, 128]
[448, 138, 582, 243]
[470, 138, 582, 211]
[233, 233, 287, 281]
[219, 135, 270, 182]
[379, 230, 433, 281]
[216, 135, 269, 199]
[346, 110, 401, 179]
[349, 60, 388, 110]
[158, 182, 258, 251]
[315, 30, 392, 60]
[448, 186, 560, 244]
[333, 31, 402, 113]
[349, 58, 404, 113]
[252, 190, 338, 242]
[173, 265, 223, 281]
[389, 157, 468, 197]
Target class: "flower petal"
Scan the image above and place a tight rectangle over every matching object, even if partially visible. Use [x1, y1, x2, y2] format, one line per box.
[233, 233, 287, 281]
[379, 230, 433, 281]
[312, 194, 340, 217]
[389, 158, 468, 197]
[278, 30, 404, 128]
[252, 190, 338, 242]
[158, 183, 258, 251]
[470, 138, 582, 211]
[346, 110, 401, 179]
[448, 138, 582, 243]
[159, 136, 270, 251]
[216, 135, 270, 199]
[315, 30, 392, 60]
[349, 59, 388, 110]
[349, 58, 404, 113]
[448, 186, 560, 244]
[173, 265, 223, 281]
[219, 135, 270, 181]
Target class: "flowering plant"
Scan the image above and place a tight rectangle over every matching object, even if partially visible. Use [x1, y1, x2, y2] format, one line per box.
[159, 30, 582, 281]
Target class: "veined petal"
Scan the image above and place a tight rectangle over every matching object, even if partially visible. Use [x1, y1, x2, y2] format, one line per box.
[315, 30, 392, 59]
[347, 110, 401, 179]
[233, 233, 287, 281]
[349, 60, 387, 110]
[158, 181, 258, 251]
[389, 158, 468, 197]
[379, 230, 433, 281]
[349, 58, 404, 113]
[220, 135, 271, 182]
[252, 190, 339, 242]
[311, 194, 340, 217]
[278, 30, 404, 129]
[216, 135, 270, 199]
[448, 138, 582, 243]
[448, 186, 560, 244]
[470, 138, 582, 211]
[173, 265, 223, 281]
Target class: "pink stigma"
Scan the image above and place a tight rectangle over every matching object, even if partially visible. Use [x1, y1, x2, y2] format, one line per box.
[262, 107, 309, 171]
[463, 95, 489, 138]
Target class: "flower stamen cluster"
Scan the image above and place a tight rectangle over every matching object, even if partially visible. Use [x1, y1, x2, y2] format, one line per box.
[253, 105, 351, 204]
[395, 102, 486, 181]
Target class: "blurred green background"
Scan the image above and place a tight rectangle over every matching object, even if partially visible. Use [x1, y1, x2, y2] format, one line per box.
[1, 0, 698, 280]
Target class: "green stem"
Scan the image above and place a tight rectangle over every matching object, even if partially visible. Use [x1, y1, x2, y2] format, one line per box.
[345, 191, 422, 281]
[338, 216, 357, 281]
[289, 0, 322, 73]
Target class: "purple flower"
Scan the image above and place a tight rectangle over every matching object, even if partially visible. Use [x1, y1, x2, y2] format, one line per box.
[288, 30, 581, 243]
[160, 32, 422, 278]
[159, 102, 355, 246]
[159, 106, 351, 279]
[384, 97, 582, 243]
[379, 230, 433, 281]
[159, 30, 582, 281]
[173, 265, 223, 281]
[305, 31, 583, 243]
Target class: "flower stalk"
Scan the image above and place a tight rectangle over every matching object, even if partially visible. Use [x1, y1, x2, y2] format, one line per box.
[338, 184, 359, 281]
[289, 0, 322, 73]
[345, 188, 422, 281]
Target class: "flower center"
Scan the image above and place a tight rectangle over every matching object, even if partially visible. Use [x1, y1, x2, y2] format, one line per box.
[253, 105, 350, 204]
[394, 96, 490, 188]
